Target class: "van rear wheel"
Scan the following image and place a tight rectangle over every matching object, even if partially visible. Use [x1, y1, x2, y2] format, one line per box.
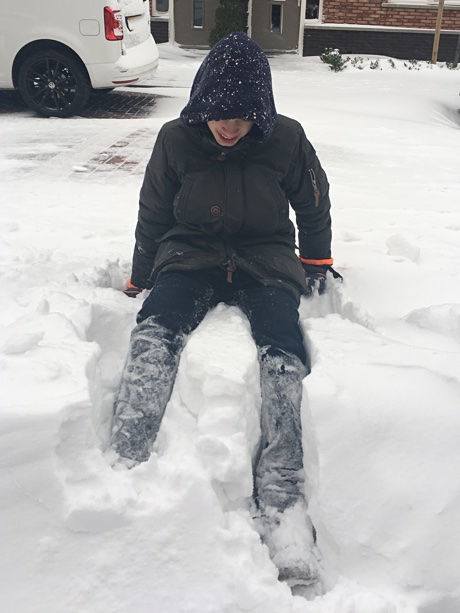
[18, 50, 91, 118]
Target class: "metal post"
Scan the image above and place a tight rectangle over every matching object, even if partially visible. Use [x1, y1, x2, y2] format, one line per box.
[431, 0, 445, 64]
[168, 0, 175, 44]
[298, 0, 307, 55]
[247, 0, 252, 38]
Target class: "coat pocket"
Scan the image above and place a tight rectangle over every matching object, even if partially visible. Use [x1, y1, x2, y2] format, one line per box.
[173, 177, 193, 220]
[173, 170, 226, 225]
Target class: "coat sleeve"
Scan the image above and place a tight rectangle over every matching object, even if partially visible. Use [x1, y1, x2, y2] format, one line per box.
[285, 127, 333, 265]
[130, 126, 180, 288]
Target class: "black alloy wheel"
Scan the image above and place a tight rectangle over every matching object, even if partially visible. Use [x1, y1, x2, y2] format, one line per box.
[18, 50, 91, 118]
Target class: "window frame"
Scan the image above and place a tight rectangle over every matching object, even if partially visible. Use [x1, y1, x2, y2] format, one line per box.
[305, 0, 323, 22]
[270, 2, 283, 34]
[151, 0, 169, 18]
[192, 0, 204, 28]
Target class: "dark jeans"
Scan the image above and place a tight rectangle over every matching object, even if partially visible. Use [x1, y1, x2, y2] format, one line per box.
[137, 268, 308, 366]
[112, 268, 310, 514]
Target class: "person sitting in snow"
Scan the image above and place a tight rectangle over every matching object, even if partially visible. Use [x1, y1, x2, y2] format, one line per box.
[111, 32, 340, 590]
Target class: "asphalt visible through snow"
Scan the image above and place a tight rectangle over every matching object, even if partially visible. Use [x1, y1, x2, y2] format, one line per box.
[0, 88, 158, 119]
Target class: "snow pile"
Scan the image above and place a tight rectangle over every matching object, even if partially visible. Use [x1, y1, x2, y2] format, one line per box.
[1, 45, 460, 612]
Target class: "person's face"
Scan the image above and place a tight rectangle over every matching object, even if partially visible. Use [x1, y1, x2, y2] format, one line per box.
[207, 118, 254, 147]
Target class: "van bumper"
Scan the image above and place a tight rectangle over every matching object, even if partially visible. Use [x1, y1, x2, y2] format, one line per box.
[88, 36, 160, 88]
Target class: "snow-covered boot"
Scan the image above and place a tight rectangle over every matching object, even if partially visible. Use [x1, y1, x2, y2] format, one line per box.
[111, 317, 183, 463]
[255, 351, 322, 590]
[258, 502, 322, 589]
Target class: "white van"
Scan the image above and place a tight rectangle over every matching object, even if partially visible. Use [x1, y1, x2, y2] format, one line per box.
[0, 0, 159, 117]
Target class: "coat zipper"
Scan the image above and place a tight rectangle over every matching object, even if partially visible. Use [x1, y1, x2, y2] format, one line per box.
[225, 259, 236, 283]
[308, 168, 320, 207]
[222, 154, 236, 283]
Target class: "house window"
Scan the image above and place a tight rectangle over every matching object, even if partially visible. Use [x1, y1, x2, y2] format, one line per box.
[271, 4, 282, 33]
[193, 0, 204, 28]
[306, 1, 319, 19]
[152, 0, 169, 16]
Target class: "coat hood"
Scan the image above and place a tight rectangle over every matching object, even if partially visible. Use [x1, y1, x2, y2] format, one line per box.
[180, 32, 277, 143]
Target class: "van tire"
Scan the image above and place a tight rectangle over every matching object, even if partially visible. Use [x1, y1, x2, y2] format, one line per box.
[18, 49, 91, 118]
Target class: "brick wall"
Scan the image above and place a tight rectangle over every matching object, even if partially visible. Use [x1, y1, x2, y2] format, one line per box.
[323, 0, 460, 30]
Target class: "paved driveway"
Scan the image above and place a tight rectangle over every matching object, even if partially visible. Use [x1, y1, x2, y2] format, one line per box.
[0, 88, 158, 119]
[0, 88, 169, 181]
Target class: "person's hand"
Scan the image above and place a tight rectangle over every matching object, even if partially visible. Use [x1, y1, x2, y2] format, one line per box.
[302, 263, 328, 296]
[123, 279, 144, 298]
[301, 262, 344, 296]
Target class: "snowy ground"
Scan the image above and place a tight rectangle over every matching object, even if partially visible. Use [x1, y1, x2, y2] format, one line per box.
[1, 44, 460, 613]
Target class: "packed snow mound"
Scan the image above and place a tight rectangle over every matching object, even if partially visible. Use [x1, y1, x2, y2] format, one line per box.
[405, 304, 460, 344]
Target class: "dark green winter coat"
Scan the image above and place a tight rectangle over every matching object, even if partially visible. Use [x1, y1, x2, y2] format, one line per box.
[130, 114, 332, 303]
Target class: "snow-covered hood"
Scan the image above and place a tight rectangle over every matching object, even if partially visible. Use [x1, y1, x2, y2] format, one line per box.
[180, 32, 277, 143]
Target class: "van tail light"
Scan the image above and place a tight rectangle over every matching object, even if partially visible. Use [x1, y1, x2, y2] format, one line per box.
[104, 7, 123, 40]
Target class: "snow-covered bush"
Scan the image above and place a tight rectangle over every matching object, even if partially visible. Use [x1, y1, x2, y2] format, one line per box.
[320, 50, 460, 72]
[209, 0, 246, 47]
[320, 48, 349, 72]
